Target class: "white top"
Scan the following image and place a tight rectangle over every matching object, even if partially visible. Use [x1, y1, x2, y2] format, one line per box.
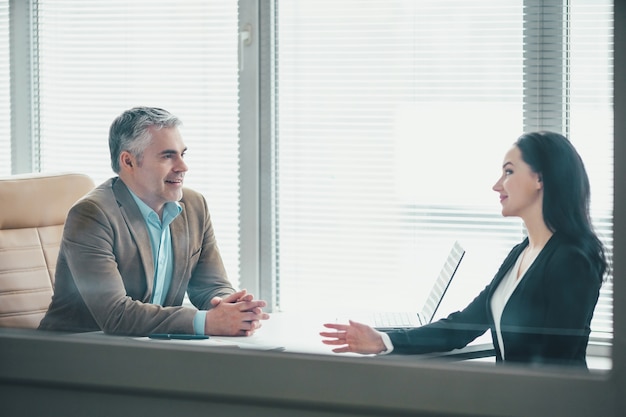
[490, 251, 527, 360]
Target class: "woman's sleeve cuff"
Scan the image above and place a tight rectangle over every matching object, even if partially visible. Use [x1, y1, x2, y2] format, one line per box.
[378, 331, 394, 354]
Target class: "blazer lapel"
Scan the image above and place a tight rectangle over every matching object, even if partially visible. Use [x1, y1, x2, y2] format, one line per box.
[486, 239, 528, 301]
[112, 178, 155, 296]
[165, 201, 189, 305]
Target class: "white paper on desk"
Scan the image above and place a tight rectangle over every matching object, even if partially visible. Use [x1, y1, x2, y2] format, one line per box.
[135, 337, 240, 348]
[135, 336, 284, 351]
[210, 336, 285, 351]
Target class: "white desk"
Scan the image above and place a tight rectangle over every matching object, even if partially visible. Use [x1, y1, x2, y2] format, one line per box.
[201, 311, 609, 369]
[207, 311, 496, 360]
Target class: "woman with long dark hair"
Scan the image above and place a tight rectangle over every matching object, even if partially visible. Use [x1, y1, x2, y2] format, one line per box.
[321, 131, 608, 367]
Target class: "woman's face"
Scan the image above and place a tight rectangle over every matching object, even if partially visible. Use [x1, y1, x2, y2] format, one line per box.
[492, 146, 543, 219]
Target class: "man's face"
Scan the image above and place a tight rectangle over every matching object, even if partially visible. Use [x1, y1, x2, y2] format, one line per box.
[122, 126, 188, 216]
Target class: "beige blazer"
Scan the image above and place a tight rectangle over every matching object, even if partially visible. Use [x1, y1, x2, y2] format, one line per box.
[39, 177, 234, 335]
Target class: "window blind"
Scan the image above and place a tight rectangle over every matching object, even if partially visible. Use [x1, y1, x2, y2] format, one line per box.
[569, 0, 614, 344]
[34, 0, 241, 286]
[275, 0, 526, 314]
[274, 0, 613, 349]
[0, 0, 9, 176]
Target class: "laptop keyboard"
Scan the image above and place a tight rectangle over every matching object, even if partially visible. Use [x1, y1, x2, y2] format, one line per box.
[374, 311, 416, 328]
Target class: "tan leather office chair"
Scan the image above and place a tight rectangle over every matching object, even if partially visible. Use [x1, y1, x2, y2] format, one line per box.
[0, 172, 95, 328]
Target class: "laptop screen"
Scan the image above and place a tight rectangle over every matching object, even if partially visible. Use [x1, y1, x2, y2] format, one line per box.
[420, 241, 465, 324]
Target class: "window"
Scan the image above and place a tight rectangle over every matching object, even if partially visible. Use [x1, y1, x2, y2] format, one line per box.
[569, 0, 614, 344]
[275, 0, 524, 314]
[33, 0, 242, 287]
[0, 0, 9, 176]
[273, 0, 613, 350]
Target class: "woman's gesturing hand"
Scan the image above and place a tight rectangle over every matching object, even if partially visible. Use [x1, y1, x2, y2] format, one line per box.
[320, 320, 387, 354]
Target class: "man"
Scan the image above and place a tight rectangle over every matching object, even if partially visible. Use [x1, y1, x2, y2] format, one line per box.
[39, 106, 269, 336]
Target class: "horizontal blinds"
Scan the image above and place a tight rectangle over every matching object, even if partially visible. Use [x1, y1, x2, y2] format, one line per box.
[275, 0, 613, 347]
[569, 0, 613, 344]
[35, 0, 241, 285]
[275, 0, 526, 313]
[0, 0, 9, 176]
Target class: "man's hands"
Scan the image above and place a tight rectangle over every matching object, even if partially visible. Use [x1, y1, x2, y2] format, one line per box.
[204, 289, 269, 336]
[319, 320, 387, 354]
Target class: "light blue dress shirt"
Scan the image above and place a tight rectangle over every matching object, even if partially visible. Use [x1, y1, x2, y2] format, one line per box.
[129, 191, 207, 334]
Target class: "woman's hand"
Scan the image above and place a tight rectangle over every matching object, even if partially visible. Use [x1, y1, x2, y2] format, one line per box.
[320, 320, 387, 354]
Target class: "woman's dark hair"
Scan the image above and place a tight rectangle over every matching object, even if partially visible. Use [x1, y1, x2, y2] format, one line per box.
[515, 131, 608, 280]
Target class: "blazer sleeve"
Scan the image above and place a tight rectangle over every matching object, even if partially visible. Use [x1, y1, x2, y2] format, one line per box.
[181, 189, 236, 310]
[387, 284, 492, 354]
[385, 242, 527, 355]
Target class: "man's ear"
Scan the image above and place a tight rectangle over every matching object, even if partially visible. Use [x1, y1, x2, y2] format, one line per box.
[120, 151, 134, 170]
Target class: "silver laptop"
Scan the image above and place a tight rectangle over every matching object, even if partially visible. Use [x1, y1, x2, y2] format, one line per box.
[371, 241, 465, 330]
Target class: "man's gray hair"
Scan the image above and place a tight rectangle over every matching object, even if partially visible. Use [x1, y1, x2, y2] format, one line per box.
[109, 107, 182, 173]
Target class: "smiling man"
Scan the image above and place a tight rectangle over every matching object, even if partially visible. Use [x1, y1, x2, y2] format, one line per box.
[39, 107, 269, 337]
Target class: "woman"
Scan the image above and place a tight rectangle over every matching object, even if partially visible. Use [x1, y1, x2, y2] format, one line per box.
[320, 131, 608, 367]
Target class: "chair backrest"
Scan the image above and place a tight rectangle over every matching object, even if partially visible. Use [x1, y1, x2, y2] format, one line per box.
[0, 172, 95, 328]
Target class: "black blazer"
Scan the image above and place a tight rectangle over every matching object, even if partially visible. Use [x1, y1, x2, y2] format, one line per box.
[387, 234, 602, 367]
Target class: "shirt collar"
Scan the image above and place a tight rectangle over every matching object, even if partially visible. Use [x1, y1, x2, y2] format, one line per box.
[128, 188, 182, 224]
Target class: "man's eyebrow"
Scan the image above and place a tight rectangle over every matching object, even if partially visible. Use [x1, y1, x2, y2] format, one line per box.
[159, 147, 187, 156]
